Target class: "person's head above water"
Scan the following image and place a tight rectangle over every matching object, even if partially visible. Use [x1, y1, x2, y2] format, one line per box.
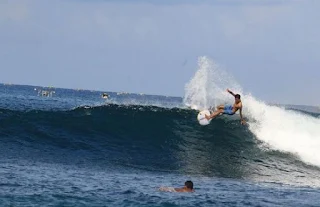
[185, 181, 193, 190]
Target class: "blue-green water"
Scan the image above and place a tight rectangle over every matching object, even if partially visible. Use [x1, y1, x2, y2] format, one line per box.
[0, 84, 320, 206]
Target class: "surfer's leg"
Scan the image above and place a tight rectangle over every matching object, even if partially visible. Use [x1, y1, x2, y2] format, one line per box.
[212, 109, 223, 118]
[217, 105, 224, 110]
[205, 109, 223, 120]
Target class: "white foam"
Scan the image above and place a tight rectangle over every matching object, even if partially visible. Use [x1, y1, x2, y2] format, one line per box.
[183, 56, 241, 110]
[245, 95, 320, 166]
[184, 56, 320, 167]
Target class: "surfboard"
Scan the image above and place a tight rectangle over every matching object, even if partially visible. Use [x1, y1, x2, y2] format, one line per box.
[197, 110, 212, 125]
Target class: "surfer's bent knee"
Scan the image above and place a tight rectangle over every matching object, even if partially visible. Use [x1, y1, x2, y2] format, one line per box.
[217, 105, 224, 110]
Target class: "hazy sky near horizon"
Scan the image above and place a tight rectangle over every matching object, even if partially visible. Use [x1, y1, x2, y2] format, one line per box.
[0, 0, 319, 105]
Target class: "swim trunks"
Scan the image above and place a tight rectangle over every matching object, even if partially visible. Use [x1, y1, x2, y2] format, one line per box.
[223, 105, 234, 115]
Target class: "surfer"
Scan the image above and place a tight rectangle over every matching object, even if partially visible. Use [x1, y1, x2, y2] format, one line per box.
[159, 180, 194, 193]
[205, 89, 246, 125]
[102, 93, 109, 99]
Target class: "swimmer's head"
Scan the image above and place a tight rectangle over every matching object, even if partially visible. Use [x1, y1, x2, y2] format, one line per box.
[185, 181, 193, 189]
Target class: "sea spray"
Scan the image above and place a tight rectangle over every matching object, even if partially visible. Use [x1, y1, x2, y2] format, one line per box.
[183, 56, 242, 110]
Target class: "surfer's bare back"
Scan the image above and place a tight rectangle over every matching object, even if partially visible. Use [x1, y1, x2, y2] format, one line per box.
[205, 89, 246, 125]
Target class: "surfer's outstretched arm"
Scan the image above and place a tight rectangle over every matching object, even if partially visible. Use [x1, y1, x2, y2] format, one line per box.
[227, 89, 235, 97]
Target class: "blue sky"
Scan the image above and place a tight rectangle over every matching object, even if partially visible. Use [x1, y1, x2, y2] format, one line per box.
[0, 0, 319, 105]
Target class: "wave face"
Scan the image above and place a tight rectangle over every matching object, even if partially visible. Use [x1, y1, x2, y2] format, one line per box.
[0, 104, 319, 186]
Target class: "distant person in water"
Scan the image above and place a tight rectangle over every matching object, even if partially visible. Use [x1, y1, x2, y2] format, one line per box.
[159, 180, 194, 193]
[102, 93, 109, 99]
[205, 89, 246, 125]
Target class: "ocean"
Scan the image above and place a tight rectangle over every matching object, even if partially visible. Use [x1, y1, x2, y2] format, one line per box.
[1, 58, 320, 206]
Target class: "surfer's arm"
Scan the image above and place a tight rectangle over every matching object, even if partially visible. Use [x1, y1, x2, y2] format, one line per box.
[227, 89, 235, 97]
[159, 187, 177, 192]
[240, 108, 246, 125]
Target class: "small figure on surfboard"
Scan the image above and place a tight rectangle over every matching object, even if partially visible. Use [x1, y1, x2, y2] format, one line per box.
[205, 89, 246, 125]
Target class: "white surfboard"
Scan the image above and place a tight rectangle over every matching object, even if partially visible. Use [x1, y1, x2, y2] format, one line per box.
[197, 110, 212, 125]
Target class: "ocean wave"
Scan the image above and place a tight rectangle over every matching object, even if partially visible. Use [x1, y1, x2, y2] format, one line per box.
[0, 104, 320, 186]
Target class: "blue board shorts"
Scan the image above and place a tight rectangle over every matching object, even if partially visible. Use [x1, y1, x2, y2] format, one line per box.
[223, 105, 234, 115]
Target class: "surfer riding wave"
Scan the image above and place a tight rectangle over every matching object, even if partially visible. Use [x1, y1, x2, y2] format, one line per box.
[205, 89, 246, 125]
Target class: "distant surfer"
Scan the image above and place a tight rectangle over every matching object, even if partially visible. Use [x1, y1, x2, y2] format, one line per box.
[102, 93, 109, 99]
[159, 180, 194, 193]
[205, 89, 246, 125]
